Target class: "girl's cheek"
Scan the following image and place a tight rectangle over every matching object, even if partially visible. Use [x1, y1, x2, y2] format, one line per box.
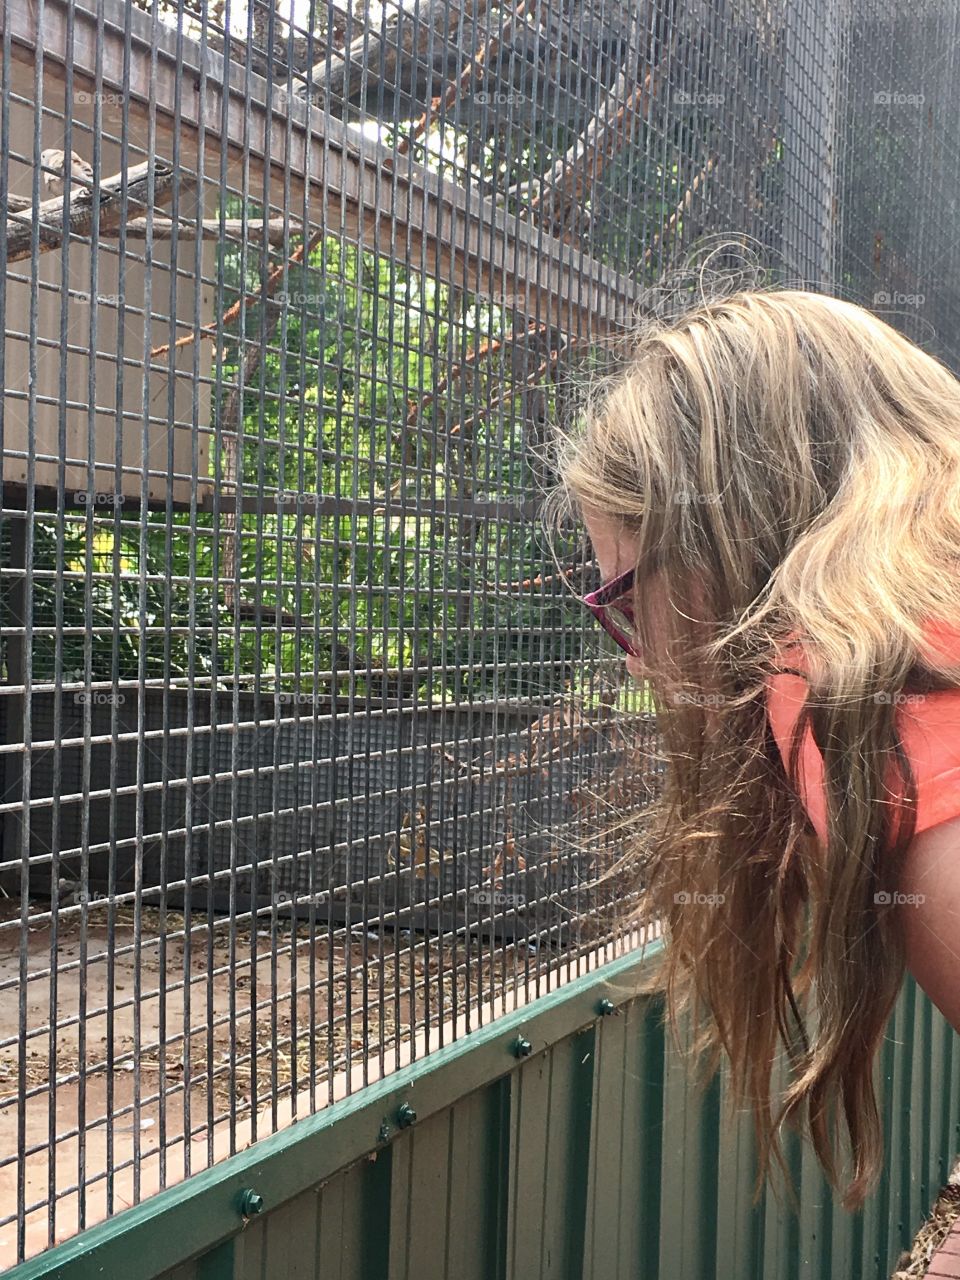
[625, 655, 646, 682]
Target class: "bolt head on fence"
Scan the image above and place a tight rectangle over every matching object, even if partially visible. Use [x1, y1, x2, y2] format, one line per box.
[238, 1188, 264, 1218]
[396, 1101, 417, 1128]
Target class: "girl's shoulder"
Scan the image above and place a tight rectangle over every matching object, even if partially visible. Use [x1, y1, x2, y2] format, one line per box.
[764, 618, 960, 844]
[918, 617, 960, 667]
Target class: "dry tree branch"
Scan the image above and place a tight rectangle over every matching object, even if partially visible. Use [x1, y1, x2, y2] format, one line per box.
[487, 566, 578, 591]
[115, 217, 302, 244]
[526, 58, 666, 237]
[4, 160, 176, 262]
[449, 329, 591, 439]
[404, 318, 550, 426]
[216, 296, 288, 613]
[641, 151, 719, 268]
[301, 0, 493, 113]
[394, 0, 533, 160]
[208, 221, 327, 612]
[149, 224, 323, 358]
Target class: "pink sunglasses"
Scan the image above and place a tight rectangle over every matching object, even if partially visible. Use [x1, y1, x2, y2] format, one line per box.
[581, 567, 641, 657]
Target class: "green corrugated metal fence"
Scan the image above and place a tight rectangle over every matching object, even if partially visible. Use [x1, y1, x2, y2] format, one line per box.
[6, 941, 958, 1280]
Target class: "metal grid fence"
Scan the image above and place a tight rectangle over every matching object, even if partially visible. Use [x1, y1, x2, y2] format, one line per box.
[2, 0, 960, 1267]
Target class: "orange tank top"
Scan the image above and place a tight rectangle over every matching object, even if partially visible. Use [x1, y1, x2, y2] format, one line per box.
[764, 620, 960, 846]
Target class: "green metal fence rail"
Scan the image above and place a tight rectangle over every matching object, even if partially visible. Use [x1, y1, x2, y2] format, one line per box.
[4, 939, 958, 1280]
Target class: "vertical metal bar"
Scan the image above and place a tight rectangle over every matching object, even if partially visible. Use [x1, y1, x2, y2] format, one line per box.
[358, 0, 389, 1090]
[226, 0, 246, 1155]
[259, 0, 281, 1142]
[133, 0, 161, 1209]
[0, 0, 20, 1252]
[302, 0, 330, 1120]
[47, 0, 81, 1245]
[175, 0, 211, 1189]
[17, 0, 42, 1255]
[204, 0, 232, 1181]
[324, 33, 348, 1102]
[274, 0, 300, 1129]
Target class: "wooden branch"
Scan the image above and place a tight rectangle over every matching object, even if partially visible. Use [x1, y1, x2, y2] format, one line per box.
[397, 0, 533, 160]
[499, 6, 679, 240]
[302, 0, 491, 112]
[150, 220, 324, 358]
[217, 288, 286, 612]
[641, 152, 719, 268]
[210, 219, 326, 610]
[404, 318, 550, 426]
[449, 337, 566, 441]
[113, 216, 303, 244]
[529, 65, 665, 234]
[488, 566, 578, 592]
[4, 160, 175, 262]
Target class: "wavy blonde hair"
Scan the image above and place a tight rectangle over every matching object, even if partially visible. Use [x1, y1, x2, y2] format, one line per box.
[549, 282, 960, 1211]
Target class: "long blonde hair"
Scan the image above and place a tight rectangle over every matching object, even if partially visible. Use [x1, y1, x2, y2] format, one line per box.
[549, 282, 960, 1210]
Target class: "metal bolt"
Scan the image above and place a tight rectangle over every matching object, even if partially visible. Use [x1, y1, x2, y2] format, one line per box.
[238, 1188, 264, 1217]
[597, 998, 615, 1016]
[397, 1101, 417, 1128]
[513, 1035, 533, 1058]
[377, 1120, 391, 1143]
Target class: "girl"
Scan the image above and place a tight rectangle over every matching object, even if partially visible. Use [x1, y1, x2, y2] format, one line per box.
[550, 283, 960, 1211]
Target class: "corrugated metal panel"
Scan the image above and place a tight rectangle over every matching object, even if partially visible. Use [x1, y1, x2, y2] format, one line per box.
[6, 954, 956, 1280]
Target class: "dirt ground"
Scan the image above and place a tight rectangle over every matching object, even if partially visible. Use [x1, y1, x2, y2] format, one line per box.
[0, 896, 549, 1265]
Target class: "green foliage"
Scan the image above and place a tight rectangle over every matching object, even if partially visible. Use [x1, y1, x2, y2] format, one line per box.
[26, 90, 749, 700]
[25, 228, 591, 703]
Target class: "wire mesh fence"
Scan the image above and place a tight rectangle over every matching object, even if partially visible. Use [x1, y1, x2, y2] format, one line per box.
[2, 0, 960, 1266]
